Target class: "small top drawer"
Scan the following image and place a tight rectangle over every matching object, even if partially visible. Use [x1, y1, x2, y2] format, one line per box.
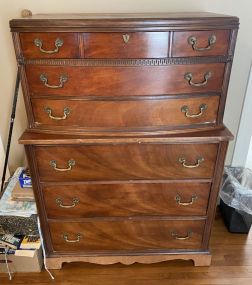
[19, 33, 80, 59]
[84, 32, 169, 58]
[172, 30, 230, 57]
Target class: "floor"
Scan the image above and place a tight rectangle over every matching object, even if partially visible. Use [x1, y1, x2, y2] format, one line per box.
[0, 209, 251, 285]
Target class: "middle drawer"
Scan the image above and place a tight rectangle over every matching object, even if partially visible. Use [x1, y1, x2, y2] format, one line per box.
[42, 182, 211, 218]
[35, 143, 218, 182]
[31, 95, 219, 130]
[26, 63, 225, 97]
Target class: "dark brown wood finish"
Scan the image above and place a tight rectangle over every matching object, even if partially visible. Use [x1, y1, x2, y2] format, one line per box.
[19, 127, 234, 145]
[35, 143, 218, 181]
[42, 182, 211, 218]
[12, 12, 238, 267]
[202, 141, 229, 248]
[172, 30, 230, 57]
[84, 32, 169, 58]
[49, 219, 206, 252]
[9, 12, 239, 32]
[26, 64, 225, 97]
[19, 32, 80, 59]
[24, 145, 54, 254]
[31, 96, 220, 130]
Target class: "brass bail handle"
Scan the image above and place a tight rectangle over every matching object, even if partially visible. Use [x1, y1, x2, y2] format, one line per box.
[40, 74, 68, 89]
[44, 106, 70, 120]
[188, 35, 216, 51]
[178, 157, 204, 168]
[34, 38, 64, 54]
[184, 71, 212, 87]
[175, 194, 198, 206]
[50, 159, 75, 172]
[171, 230, 193, 240]
[62, 233, 83, 243]
[56, 197, 80, 208]
[181, 104, 207, 118]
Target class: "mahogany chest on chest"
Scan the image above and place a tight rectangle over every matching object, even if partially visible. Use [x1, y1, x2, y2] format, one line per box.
[10, 12, 239, 268]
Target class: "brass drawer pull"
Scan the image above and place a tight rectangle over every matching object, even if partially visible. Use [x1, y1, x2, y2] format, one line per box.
[50, 159, 75, 172]
[40, 74, 68, 89]
[184, 71, 212, 87]
[56, 197, 80, 208]
[62, 233, 83, 243]
[34, 38, 64, 54]
[171, 230, 193, 240]
[44, 106, 70, 120]
[175, 194, 198, 206]
[188, 35, 216, 51]
[123, 34, 130, 43]
[179, 157, 204, 168]
[181, 104, 207, 118]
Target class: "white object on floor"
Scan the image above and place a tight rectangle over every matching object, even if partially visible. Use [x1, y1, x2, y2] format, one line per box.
[0, 167, 37, 217]
[37, 217, 54, 280]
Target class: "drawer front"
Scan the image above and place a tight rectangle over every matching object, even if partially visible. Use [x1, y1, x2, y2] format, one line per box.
[43, 182, 211, 218]
[49, 219, 205, 252]
[172, 30, 230, 57]
[35, 143, 218, 182]
[26, 64, 225, 97]
[84, 32, 169, 58]
[31, 96, 220, 130]
[20, 33, 80, 59]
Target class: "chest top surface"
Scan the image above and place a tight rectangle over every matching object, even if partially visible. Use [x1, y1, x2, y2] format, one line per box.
[10, 12, 239, 31]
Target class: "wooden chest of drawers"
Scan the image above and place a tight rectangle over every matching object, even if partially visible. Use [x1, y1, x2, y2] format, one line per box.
[10, 12, 239, 268]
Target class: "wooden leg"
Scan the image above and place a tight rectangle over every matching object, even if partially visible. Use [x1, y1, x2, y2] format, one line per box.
[193, 254, 212, 266]
[46, 258, 63, 270]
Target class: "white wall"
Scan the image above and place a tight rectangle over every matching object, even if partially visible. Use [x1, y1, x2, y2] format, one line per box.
[0, 0, 251, 172]
[0, 134, 10, 183]
[232, 64, 252, 168]
[245, 138, 252, 170]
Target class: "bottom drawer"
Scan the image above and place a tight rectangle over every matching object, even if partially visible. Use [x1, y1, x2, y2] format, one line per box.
[49, 219, 205, 252]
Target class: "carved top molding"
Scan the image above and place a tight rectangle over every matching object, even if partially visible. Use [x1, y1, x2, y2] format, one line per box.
[10, 12, 239, 32]
[23, 56, 232, 67]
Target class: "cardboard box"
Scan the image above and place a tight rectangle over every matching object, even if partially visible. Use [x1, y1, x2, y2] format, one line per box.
[0, 248, 42, 273]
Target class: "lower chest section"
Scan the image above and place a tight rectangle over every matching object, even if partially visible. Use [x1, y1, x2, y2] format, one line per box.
[24, 137, 228, 255]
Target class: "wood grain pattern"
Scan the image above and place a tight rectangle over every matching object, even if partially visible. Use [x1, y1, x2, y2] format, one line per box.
[25, 63, 225, 97]
[49, 219, 205, 252]
[31, 96, 220, 130]
[84, 32, 169, 58]
[1, 212, 251, 281]
[19, 32, 80, 59]
[172, 30, 230, 57]
[42, 182, 211, 218]
[35, 143, 218, 182]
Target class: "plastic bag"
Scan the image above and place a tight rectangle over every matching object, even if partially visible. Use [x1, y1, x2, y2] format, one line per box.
[220, 167, 252, 215]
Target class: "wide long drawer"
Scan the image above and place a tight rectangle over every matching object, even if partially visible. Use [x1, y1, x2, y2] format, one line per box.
[43, 182, 211, 218]
[49, 219, 205, 252]
[31, 96, 219, 130]
[35, 143, 218, 182]
[26, 64, 225, 97]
